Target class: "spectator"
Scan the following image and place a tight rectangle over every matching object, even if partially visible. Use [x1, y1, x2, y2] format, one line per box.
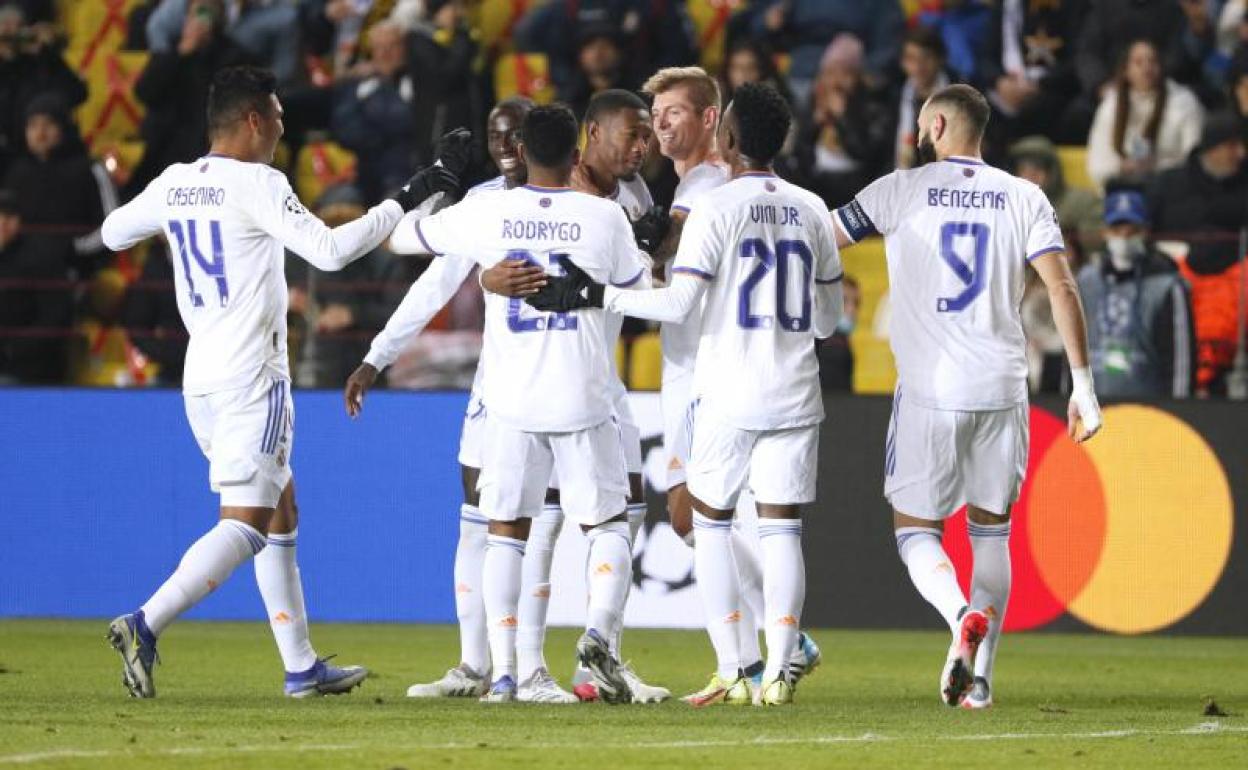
[817, 274, 859, 391]
[1228, 51, 1248, 140]
[0, 188, 73, 384]
[1077, 189, 1196, 398]
[0, 2, 85, 177]
[287, 184, 399, 387]
[1151, 112, 1248, 395]
[977, 0, 1084, 150]
[1086, 38, 1204, 191]
[3, 94, 119, 276]
[750, 0, 905, 107]
[516, 1, 695, 98]
[791, 34, 891, 207]
[330, 21, 417, 203]
[892, 25, 951, 170]
[126, 0, 254, 198]
[1008, 135, 1103, 263]
[1075, 0, 1199, 104]
[407, 0, 484, 174]
[560, 24, 629, 121]
[719, 38, 792, 106]
[145, 0, 300, 86]
[120, 241, 187, 386]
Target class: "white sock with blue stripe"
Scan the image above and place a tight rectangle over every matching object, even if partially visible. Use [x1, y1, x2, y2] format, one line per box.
[255, 528, 318, 673]
[455, 505, 490, 676]
[518, 504, 562, 683]
[968, 519, 1011, 684]
[759, 518, 804, 683]
[141, 518, 265, 636]
[896, 526, 967, 632]
[483, 534, 526, 683]
[693, 512, 742, 680]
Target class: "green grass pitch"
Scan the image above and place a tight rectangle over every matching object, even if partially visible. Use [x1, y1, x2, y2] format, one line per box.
[0, 620, 1245, 769]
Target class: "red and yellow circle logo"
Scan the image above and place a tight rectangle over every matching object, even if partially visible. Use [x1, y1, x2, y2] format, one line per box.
[943, 405, 1234, 634]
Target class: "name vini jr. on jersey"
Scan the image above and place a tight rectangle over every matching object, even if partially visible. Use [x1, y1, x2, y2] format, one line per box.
[750, 205, 803, 226]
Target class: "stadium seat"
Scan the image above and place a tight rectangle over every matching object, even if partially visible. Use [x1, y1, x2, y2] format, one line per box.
[839, 237, 897, 394]
[628, 331, 662, 391]
[493, 52, 555, 104]
[474, 0, 546, 57]
[294, 141, 358, 205]
[1057, 145, 1095, 193]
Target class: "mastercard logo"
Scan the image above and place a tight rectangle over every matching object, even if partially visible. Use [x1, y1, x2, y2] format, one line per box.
[942, 405, 1234, 634]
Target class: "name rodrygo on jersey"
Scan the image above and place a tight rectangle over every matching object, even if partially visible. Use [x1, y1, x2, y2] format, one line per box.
[414, 185, 647, 433]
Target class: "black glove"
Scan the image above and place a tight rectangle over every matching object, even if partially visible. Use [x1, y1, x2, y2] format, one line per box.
[631, 205, 671, 254]
[392, 165, 459, 212]
[434, 127, 474, 177]
[526, 255, 604, 312]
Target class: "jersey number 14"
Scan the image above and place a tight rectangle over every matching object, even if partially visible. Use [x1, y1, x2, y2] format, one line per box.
[168, 219, 228, 308]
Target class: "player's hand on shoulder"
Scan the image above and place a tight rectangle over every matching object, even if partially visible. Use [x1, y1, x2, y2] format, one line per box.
[345, 363, 379, 418]
[393, 165, 460, 212]
[631, 205, 671, 255]
[481, 259, 548, 297]
[1067, 367, 1102, 443]
[526, 256, 604, 312]
[434, 127, 474, 177]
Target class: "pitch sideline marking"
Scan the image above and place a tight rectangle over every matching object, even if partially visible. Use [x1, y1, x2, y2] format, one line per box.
[1, 723, 1245, 765]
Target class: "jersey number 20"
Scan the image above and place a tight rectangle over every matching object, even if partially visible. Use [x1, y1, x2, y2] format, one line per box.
[168, 219, 228, 308]
[738, 238, 813, 332]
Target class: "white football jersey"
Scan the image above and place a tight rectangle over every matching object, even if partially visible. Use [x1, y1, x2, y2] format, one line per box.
[101, 154, 401, 395]
[662, 161, 730, 383]
[673, 173, 842, 430]
[416, 184, 648, 432]
[835, 157, 1064, 410]
[602, 174, 654, 389]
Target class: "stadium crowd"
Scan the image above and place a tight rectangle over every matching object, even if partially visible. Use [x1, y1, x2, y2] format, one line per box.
[1, 0, 1246, 397]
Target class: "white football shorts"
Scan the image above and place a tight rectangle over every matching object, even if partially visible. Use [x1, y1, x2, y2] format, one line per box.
[883, 390, 1029, 519]
[478, 418, 629, 526]
[686, 409, 820, 511]
[184, 373, 293, 508]
[548, 385, 642, 490]
[661, 372, 694, 490]
[457, 386, 486, 469]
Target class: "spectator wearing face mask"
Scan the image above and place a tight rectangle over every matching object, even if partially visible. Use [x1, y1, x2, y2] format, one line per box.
[1076, 189, 1195, 398]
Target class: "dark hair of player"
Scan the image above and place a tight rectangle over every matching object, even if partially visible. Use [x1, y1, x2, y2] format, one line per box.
[206, 66, 278, 139]
[927, 83, 991, 142]
[729, 82, 791, 164]
[520, 104, 580, 168]
[495, 95, 536, 117]
[584, 89, 647, 126]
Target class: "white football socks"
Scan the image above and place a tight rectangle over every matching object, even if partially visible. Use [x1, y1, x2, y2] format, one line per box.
[731, 527, 764, 669]
[896, 526, 967, 632]
[141, 518, 266, 636]
[611, 501, 648, 656]
[758, 519, 804, 683]
[254, 528, 318, 673]
[968, 519, 1011, 683]
[585, 520, 632, 641]
[482, 534, 526, 683]
[454, 505, 490, 676]
[693, 512, 742, 680]
[517, 503, 562, 683]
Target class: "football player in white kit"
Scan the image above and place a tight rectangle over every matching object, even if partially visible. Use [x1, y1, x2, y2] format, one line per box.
[396, 105, 651, 703]
[530, 83, 844, 707]
[343, 97, 536, 700]
[99, 66, 458, 698]
[831, 84, 1103, 708]
[643, 66, 822, 698]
